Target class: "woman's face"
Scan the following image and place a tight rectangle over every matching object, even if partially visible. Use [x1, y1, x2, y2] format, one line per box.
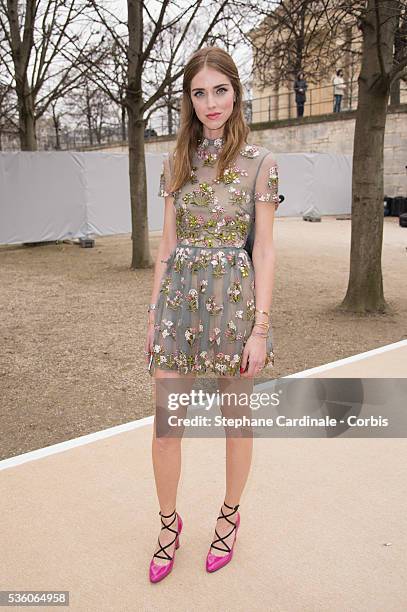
[190, 66, 235, 138]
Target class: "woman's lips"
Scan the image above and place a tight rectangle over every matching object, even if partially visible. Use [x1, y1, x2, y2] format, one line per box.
[207, 113, 221, 119]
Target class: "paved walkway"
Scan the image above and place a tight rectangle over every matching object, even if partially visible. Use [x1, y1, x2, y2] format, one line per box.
[1, 341, 406, 611]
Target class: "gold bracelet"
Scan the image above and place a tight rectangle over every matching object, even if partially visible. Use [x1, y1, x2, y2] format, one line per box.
[253, 322, 269, 329]
[255, 309, 269, 317]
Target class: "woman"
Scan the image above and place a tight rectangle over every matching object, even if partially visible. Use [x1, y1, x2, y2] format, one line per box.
[145, 46, 279, 583]
[294, 71, 307, 117]
[332, 69, 345, 112]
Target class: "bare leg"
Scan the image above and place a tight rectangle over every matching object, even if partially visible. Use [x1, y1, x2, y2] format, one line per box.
[151, 368, 195, 565]
[209, 377, 254, 556]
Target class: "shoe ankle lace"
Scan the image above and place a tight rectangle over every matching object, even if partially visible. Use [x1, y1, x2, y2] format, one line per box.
[210, 501, 240, 554]
[153, 509, 178, 562]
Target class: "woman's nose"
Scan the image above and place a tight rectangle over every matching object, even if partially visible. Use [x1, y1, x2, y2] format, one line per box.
[207, 94, 216, 109]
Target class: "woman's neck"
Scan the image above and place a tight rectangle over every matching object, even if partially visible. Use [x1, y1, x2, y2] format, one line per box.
[202, 128, 224, 140]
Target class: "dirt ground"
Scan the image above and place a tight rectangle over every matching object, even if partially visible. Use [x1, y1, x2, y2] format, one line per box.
[1, 216, 406, 461]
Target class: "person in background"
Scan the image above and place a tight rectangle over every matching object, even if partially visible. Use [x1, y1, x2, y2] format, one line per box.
[294, 71, 307, 117]
[332, 69, 346, 112]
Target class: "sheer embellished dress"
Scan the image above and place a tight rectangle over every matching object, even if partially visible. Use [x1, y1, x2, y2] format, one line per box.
[151, 136, 279, 377]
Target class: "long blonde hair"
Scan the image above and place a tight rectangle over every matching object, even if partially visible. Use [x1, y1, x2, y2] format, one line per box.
[170, 46, 250, 193]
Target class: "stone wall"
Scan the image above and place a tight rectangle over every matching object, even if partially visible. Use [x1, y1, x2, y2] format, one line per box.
[103, 104, 407, 197]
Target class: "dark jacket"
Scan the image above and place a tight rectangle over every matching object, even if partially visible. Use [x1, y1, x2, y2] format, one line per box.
[294, 78, 308, 103]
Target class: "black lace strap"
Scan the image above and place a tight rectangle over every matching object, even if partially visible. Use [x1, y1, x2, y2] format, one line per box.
[153, 509, 178, 561]
[210, 502, 240, 554]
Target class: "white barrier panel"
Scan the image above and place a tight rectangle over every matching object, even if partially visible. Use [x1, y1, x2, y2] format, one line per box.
[0, 151, 352, 245]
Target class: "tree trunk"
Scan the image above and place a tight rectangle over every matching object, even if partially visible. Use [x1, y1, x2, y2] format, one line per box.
[121, 106, 126, 141]
[127, 0, 152, 268]
[341, 86, 388, 312]
[55, 120, 61, 150]
[128, 104, 153, 268]
[17, 86, 37, 150]
[167, 81, 173, 135]
[340, 0, 398, 314]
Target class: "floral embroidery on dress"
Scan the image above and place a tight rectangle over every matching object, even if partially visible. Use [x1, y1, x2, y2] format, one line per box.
[199, 137, 224, 149]
[213, 165, 248, 185]
[246, 299, 255, 320]
[210, 251, 228, 277]
[186, 288, 199, 311]
[268, 165, 278, 190]
[160, 276, 172, 294]
[190, 166, 198, 183]
[225, 320, 243, 342]
[173, 246, 190, 273]
[152, 139, 278, 377]
[239, 144, 259, 158]
[209, 327, 221, 345]
[227, 281, 243, 302]
[185, 327, 197, 346]
[151, 344, 274, 375]
[196, 137, 224, 165]
[199, 279, 208, 293]
[237, 253, 250, 278]
[255, 164, 279, 205]
[228, 187, 251, 207]
[182, 182, 216, 207]
[176, 206, 250, 247]
[206, 296, 224, 315]
[166, 290, 184, 310]
[159, 319, 176, 340]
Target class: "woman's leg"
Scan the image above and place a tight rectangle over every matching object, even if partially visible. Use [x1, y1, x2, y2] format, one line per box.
[209, 377, 254, 556]
[151, 368, 195, 565]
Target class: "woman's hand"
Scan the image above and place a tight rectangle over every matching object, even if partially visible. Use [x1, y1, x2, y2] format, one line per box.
[145, 316, 155, 364]
[240, 334, 267, 378]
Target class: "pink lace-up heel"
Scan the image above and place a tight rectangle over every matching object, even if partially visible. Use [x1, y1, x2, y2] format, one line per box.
[149, 509, 183, 583]
[206, 502, 240, 573]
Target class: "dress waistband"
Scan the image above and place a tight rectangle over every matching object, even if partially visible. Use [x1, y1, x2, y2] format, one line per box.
[176, 242, 246, 251]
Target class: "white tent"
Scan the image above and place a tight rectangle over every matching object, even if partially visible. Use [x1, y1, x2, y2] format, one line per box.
[0, 151, 352, 245]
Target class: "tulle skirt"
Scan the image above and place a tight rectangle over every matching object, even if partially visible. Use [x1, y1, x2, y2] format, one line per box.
[150, 243, 274, 377]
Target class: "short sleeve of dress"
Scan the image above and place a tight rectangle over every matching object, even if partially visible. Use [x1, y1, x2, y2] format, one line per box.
[254, 152, 279, 206]
[158, 154, 173, 197]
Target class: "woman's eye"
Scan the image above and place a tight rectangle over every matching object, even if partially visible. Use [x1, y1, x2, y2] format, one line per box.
[193, 88, 228, 97]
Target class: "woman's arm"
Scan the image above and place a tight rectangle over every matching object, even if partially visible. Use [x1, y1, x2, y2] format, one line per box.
[251, 153, 278, 314]
[251, 206, 276, 317]
[146, 156, 177, 339]
[241, 154, 278, 377]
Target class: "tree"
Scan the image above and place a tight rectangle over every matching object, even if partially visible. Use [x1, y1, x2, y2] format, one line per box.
[0, 0, 103, 150]
[341, 0, 407, 312]
[244, 0, 407, 312]
[64, 74, 117, 147]
[243, 0, 350, 91]
[0, 79, 17, 149]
